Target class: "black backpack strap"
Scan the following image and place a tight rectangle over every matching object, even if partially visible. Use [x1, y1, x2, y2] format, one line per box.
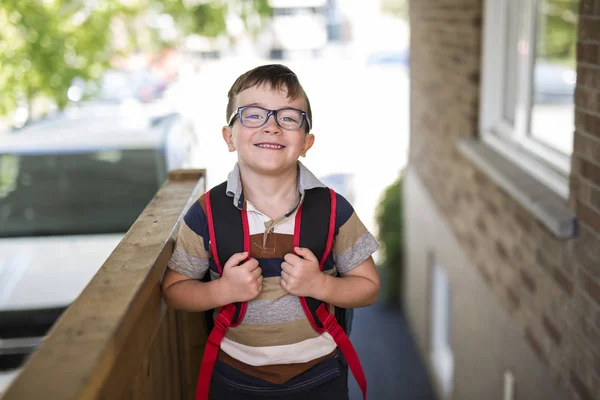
[204, 181, 248, 326]
[297, 187, 337, 331]
[296, 188, 367, 399]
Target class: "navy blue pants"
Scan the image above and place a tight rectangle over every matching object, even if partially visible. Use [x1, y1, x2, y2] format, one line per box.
[209, 352, 349, 399]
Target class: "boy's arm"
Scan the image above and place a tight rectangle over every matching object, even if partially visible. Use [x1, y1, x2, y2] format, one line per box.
[312, 192, 380, 308]
[163, 252, 263, 312]
[162, 268, 230, 312]
[317, 256, 380, 308]
[281, 249, 379, 308]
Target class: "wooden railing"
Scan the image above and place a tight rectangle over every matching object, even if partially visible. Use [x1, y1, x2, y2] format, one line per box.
[1, 169, 208, 400]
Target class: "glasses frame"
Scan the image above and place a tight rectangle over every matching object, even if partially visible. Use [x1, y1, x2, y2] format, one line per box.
[228, 105, 311, 131]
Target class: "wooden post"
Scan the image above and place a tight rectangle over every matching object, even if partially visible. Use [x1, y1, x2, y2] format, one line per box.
[2, 170, 206, 400]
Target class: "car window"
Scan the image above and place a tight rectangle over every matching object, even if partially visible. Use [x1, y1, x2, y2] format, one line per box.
[0, 149, 166, 238]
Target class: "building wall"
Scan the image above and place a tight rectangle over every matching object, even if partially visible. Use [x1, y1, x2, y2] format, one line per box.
[406, 0, 600, 399]
[404, 168, 569, 400]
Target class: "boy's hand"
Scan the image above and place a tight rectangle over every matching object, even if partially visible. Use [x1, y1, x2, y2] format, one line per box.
[280, 247, 325, 298]
[220, 252, 263, 303]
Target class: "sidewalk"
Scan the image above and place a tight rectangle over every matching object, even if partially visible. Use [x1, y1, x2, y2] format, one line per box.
[348, 300, 436, 400]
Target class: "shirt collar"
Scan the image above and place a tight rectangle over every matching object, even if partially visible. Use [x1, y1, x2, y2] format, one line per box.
[225, 161, 326, 210]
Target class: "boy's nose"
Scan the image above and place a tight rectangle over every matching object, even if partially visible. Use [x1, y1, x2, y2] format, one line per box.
[261, 115, 281, 134]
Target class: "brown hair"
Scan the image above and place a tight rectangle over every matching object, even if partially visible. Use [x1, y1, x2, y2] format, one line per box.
[226, 64, 312, 132]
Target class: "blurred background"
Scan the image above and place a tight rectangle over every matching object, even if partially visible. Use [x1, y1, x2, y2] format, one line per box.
[0, 0, 587, 399]
[0, 0, 412, 397]
[0, 0, 410, 235]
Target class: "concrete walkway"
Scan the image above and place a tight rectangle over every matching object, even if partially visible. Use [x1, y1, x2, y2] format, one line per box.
[348, 301, 436, 400]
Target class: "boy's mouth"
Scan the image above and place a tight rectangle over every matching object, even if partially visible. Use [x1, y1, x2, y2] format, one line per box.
[254, 143, 285, 149]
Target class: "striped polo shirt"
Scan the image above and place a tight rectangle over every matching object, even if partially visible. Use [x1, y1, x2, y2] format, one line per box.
[167, 161, 379, 383]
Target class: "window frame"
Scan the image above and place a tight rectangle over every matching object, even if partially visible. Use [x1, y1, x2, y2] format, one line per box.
[480, 0, 574, 199]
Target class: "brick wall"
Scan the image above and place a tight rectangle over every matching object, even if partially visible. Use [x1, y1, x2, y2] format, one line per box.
[409, 0, 600, 399]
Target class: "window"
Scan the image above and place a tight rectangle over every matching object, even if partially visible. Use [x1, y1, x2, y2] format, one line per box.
[481, 0, 579, 198]
[0, 149, 165, 238]
[429, 259, 454, 400]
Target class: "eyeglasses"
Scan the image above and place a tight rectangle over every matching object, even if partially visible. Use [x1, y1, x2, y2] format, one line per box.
[228, 106, 311, 131]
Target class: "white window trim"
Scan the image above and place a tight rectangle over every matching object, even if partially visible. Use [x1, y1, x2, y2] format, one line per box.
[480, 0, 572, 199]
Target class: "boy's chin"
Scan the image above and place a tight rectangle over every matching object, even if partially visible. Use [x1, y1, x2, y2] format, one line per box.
[241, 159, 299, 175]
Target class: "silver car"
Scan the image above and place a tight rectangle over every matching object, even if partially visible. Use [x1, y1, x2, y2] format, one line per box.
[0, 112, 198, 392]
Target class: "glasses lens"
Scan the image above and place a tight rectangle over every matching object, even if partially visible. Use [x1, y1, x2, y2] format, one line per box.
[276, 109, 303, 130]
[240, 107, 268, 127]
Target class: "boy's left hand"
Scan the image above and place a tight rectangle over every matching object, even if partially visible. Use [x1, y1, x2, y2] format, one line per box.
[280, 247, 325, 298]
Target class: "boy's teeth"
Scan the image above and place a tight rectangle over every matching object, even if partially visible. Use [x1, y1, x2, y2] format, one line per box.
[257, 144, 283, 149]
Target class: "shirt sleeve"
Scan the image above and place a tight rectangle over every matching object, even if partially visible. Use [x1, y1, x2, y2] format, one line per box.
[333, 193, 379, 274]
[167, 196, 211, 280]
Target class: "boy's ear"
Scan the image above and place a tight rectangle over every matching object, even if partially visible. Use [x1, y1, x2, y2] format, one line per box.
[222, 126, 236, 152]
[300, 133, 315, 157]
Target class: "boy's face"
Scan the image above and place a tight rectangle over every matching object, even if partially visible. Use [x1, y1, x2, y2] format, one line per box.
[222, 84, 315, 175]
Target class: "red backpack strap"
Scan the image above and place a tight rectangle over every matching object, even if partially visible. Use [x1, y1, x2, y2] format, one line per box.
[316, 303, 367, 399]
[195, 182, 250, 400]
[296, 188, 367, 400]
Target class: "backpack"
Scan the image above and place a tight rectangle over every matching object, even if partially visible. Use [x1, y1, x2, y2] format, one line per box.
[194, 182, 366, 400]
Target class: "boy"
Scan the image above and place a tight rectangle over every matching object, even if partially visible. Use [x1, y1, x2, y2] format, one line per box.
[162, 64, 380, 399]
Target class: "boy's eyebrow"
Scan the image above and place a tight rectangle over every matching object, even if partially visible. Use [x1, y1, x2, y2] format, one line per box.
[242, 102, 302, 110]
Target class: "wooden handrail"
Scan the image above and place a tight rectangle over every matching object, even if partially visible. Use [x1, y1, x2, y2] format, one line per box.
[1, 169, 206, 400]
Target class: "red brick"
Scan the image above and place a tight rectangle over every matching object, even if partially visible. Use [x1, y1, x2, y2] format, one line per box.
[591, 185, 600, 210]
[584, 112, 600, 136]
[570, 371, 595, 400]
[525, 327, 547, 364]
[575, 249, 600, 281]
[579, 158, 600, 187]
[553, 267, 574, 296]
[496, 241, 510, 263]
[506, 286, 520, 310]
[580, 0, 596, 16]
[582, 271, 600, 306]
[537, 249, 558, 273]
[573, 224, 600, 260]
[477, 262, 493, 285]
[542, 315, 562, 345]
[578, 42, 600, 64]
[578, 201, 600, 232]
[513, 203, 534, 234]
[576, 86, 592, 109]
[476, 216, 487, 234]
[520, 269, 536, 293]
[574, 133, 600, 160]
[577, 67, 596, 88]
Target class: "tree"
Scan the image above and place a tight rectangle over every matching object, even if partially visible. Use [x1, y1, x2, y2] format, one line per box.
[375, 173, 404, 306]
[0, 0, 271, 121]
[538, 0, 579, 65]
[381, 0, 408, 21]
[0, 0, 134, 118]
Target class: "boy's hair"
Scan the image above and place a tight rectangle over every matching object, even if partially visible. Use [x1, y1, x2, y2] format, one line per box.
[226, 64, 312, 132]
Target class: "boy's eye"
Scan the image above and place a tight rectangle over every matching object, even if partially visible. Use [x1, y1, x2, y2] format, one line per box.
[245, 114, 264, 120]
[280, 116, 299, 123]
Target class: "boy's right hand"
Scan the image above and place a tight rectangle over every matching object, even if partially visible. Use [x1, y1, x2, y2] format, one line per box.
[220, 252, 263, 303]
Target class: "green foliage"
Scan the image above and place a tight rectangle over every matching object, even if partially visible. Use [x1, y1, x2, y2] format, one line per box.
[375, 172, 404, 304]
[0, 0, 129, 115]
[0, 0, 271, 120]
[381, 0, 408, 20]
[538, 0, 579, 65]
[159, 0, 225, 38]
[156, 0, 270, 39]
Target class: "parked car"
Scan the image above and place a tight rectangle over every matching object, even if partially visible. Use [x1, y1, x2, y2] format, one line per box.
[0, 112, 199, 393]
[367, 48, 410, 67]
[533, 61, 576, 104]
[260, 0, 328, 59]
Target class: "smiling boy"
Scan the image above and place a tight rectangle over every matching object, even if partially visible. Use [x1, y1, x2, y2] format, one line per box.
[162, 64, 380, 399]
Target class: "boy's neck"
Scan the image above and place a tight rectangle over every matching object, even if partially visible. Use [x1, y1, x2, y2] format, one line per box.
[238, 163, 299, 219]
